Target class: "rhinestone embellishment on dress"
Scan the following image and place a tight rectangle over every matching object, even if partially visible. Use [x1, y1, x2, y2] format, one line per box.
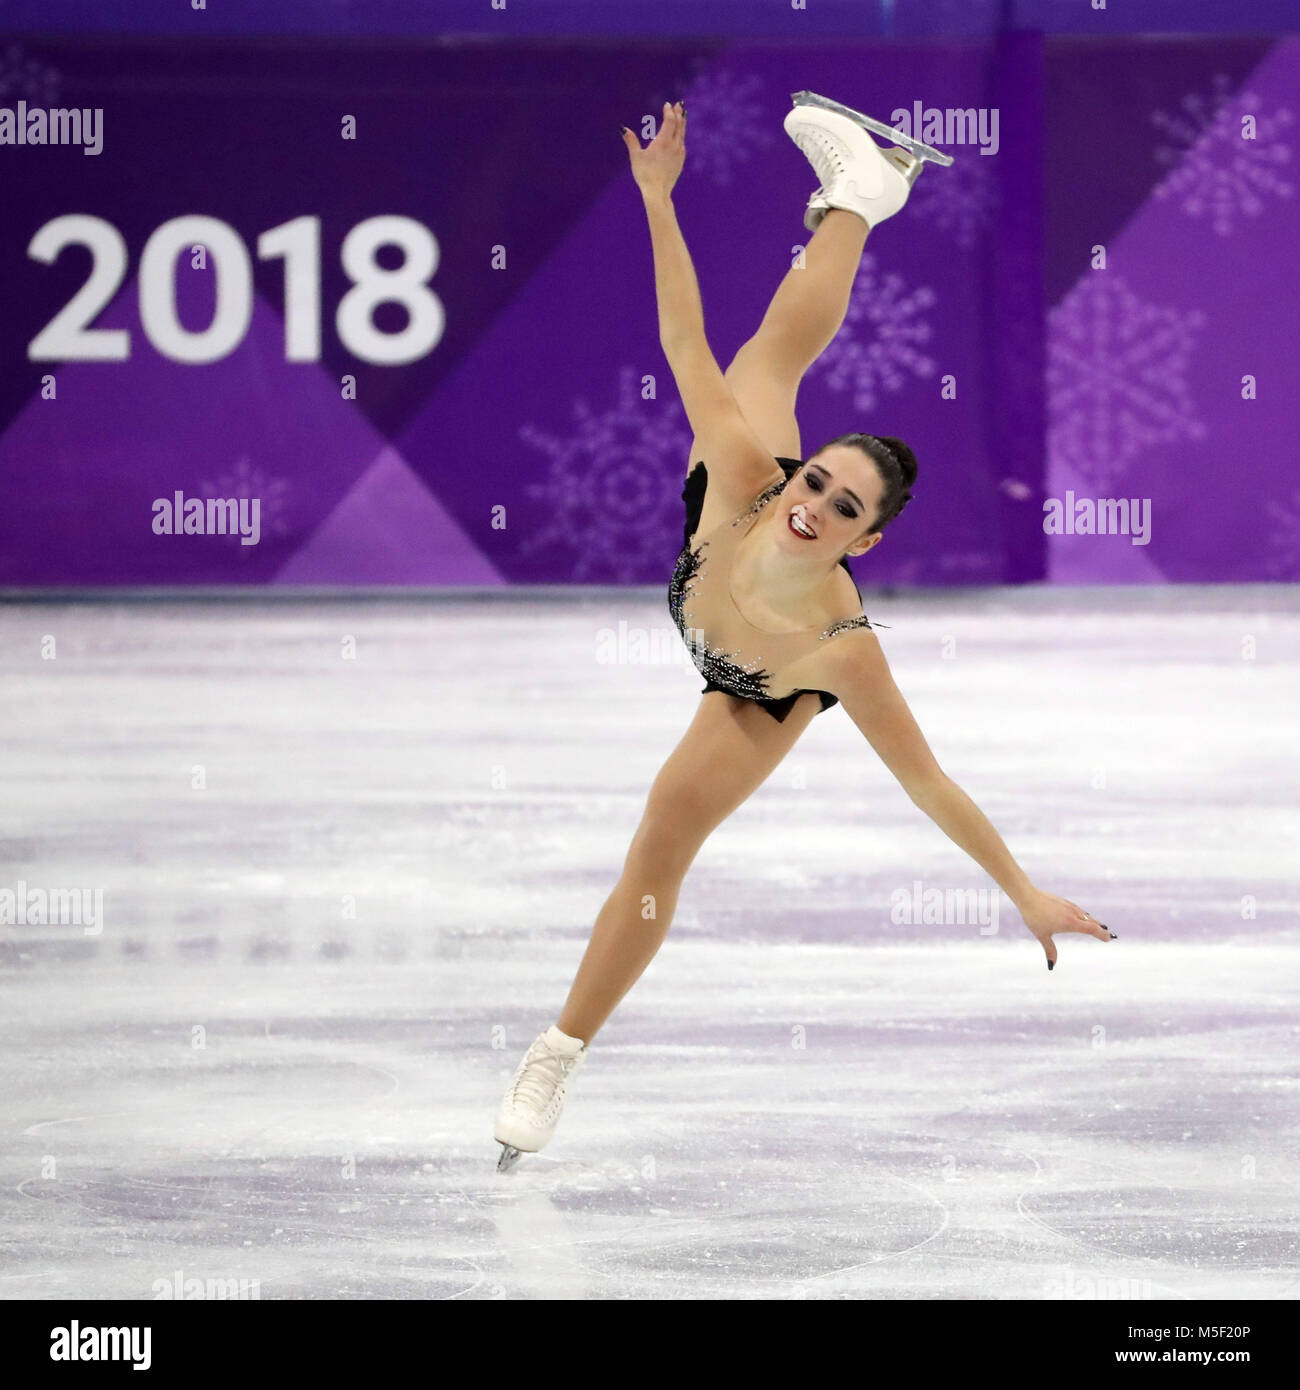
[668, 540, 776, 699]
[666, 473, 874, 701]
[820, 615, 872, 640]
[729, 479, 786, 526]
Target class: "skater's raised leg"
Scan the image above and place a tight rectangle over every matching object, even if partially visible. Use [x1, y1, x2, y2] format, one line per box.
[686, 108, 916, 467]
[683, 207, 867, 469]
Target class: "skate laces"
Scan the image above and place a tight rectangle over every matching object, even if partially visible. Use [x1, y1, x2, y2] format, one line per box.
[792, 126, 846, 187]
[509, 1043, 579, 1118]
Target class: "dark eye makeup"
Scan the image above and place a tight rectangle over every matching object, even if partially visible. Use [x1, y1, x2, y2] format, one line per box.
[803, 468, 858, 519]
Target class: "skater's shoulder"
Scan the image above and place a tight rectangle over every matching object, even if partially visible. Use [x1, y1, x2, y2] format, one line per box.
[802, 618, 889, 696]
[769, 615, 879, 709]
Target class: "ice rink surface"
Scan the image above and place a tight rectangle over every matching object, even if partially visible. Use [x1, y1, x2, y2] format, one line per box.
[1, 585, 1297, 1300]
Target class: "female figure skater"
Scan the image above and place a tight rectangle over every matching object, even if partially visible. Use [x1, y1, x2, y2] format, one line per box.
[494, 94, 1115, 1171]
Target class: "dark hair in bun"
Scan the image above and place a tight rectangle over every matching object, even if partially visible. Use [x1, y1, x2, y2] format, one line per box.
[812, 433, 918, 533]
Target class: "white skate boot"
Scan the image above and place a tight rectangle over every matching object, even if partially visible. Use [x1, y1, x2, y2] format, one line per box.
[494, 1023, 587, 1172]
[783, 89, 953, 233]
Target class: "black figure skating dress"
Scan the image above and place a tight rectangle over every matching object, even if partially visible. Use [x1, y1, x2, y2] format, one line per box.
[667, 456, 876, 724]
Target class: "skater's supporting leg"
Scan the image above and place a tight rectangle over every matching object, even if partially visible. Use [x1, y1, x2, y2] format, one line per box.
[556, 689, 820, 1043]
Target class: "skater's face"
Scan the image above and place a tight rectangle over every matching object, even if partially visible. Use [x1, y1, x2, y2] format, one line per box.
[779, 447, 885, 559]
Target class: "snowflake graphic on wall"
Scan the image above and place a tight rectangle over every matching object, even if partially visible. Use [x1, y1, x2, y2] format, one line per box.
[674, 68, 774, 187]
[0, 43, 62, 101]
[909, 152, 999, 249]
[518, 366, 693, 582]
[1047, 274, 1205, 491]
[807, 251, 937, 412]
[1264, 489, 1300, 579]
[1152, 72, 1294, 236]
[200, 456, 292, 541]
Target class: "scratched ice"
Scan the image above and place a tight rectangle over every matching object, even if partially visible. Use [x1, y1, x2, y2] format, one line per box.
[1, 587, 1297, 1299]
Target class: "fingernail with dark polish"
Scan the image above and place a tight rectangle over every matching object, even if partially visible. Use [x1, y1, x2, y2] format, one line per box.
[1109, 932, 1118, 939]
[1047, 959, 1055, 971]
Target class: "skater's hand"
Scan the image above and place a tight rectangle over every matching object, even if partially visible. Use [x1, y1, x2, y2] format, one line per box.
[622, 101, 686, 201]
[1017, 888, 1115, 971]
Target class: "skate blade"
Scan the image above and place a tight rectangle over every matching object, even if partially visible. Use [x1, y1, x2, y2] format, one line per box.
[791, 90, 955, 168]
[496, 1143, 523, 1173]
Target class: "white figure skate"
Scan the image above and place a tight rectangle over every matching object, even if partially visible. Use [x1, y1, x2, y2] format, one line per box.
[494, 1023, 587, 1172]
[784, 89, 954, 232]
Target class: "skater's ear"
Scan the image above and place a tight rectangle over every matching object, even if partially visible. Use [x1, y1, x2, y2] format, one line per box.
[845, 529, 883, 559]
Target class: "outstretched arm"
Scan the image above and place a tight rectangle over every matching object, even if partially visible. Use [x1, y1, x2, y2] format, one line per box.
[621, 103, 783, 502]
[819, 632, 1116, 969]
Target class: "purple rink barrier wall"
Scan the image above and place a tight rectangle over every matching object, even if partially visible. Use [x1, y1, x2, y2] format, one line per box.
[0, 31, 1295, 587]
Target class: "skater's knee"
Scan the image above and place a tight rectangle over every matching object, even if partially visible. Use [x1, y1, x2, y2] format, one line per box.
[727, 335, 807, 395]
[625, 813, 703, 882]
[640, 781, 724, 846]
